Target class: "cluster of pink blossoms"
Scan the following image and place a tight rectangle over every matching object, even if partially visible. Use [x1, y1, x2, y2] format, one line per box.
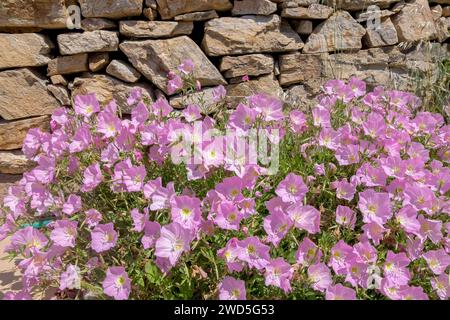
[0, 59, 449, 300]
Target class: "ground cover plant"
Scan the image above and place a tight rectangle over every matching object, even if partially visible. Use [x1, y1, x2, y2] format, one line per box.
[0, 60, 449, 300]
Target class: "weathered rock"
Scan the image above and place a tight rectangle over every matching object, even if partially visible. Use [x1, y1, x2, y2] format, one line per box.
[174, 10, 219, 21]
[220, 54, 274, 78]
[89, 53, 110, 72]
[79, 0, 143, 19]
[202, 15, 304, 56]
[279, 52, 324, 86]
[322, 47, 412, 91]
[434, 17, 450, 42]
[143, 8, 157, 20]
[0, 151, 34, 175]
[325, 0, 401, 11]
[0, 33, 54, 70]
[47, 85, 71, 106]
[226, 73, 283, 106]
[106, 60, 142, 83]
[293, 20, 313, 34]
[392, 0, 437, 42]
[119, 20, 193, 38]
[50, 75, 68, 86]
[47, 54, 89, 76]
[0, 174, 22, 203]
[443, 6, 450, 17]
[431, 5, 443, 20]
[120, 36, 226, 94]
[232, 0, 278, 16]
[0, 0, 68, 29]
[364, 17, 398, 48]
[282, 84, 318, 111]
[81, 18, 117, 31]
[57, 31, 119, 55]
[303, 11, 366, 53]
[0, 68, 60, 120]
[281, 0, 320, 7]
[281, 4, 334, 19]
[0, 116, 50, 150]
[146, 0, 158, 9]
[170, 87, 217, 111]
[356, 9, 394, 22]
[71, 74, 155, 113]
[156, 0, 233, 20]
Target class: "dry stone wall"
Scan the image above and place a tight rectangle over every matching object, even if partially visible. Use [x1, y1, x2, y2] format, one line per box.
[0, 0, 449, 182]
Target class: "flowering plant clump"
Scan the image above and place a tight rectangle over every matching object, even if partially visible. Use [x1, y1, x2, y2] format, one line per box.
[0, 60, 449, 300]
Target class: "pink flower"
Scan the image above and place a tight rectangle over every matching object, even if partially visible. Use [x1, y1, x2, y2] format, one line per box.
[81, 163, 103, 192]
[131, 208, 149, 232]
[334, 179, 356, 201]
[171, 195, 202, 230]
[326, 284, 357, 300]
[335, 205, 356, 229]
[287, 204, 321, 234]
[329, 240, 353, 275]
[60, 264, 80, 290]
[155, 222, 191, 267]
[69, 125, 92, 153]
[348, 76, 366, 97]
[117, 161, 146, 193]
[131, 102, 149, 125]
[62, 194, 82, 216]
[90, 223, 118, 253]
[362, 222, 387, 245]
[50, 220, 78, 248]
[263, 211, 292, 246]
[353, 241, 377, 264]
[97, 111, 122, 138]
[431, 274, 449, 300]
[312, 106, 331, 128]
[404, 183, 436, 214]
[74, 94, 100, 118]
[218, 238, 244, 273]
[178, 59, 194, 75]
[275, 173, 308, 204]
[85, 209, 102, 228]
[418, 215, 442, 244]
[383, 251, 411, 286]
[127, 87, 142, 106]
[212, 85, 226, 102]
[141, 221, 161, 249]
[228, 103, 256, 132]
[250, 94, 284, 122]
[215, 201, 243, 231]
[308, 263, 332, 292]
[358, 189, 392, 225]
[264, 258, 293, 293]
[396, 206, 421, 235]
[183, 104, 202, 122]
[237, 236, 270, 270]
[10, 227, 48, 254]
[289, 110, 307, 133]
[296, 237, 322, 266]
[167, 74, 183, 95]
[335, 145, 359, 166]
[102, 267, 131, 300]
[22, 128, 43, 160]
[219, 276, 246, 300]
[399, 286, 429, 300]
[423, 249, 450, 275]
[362, 112, 386, 139]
